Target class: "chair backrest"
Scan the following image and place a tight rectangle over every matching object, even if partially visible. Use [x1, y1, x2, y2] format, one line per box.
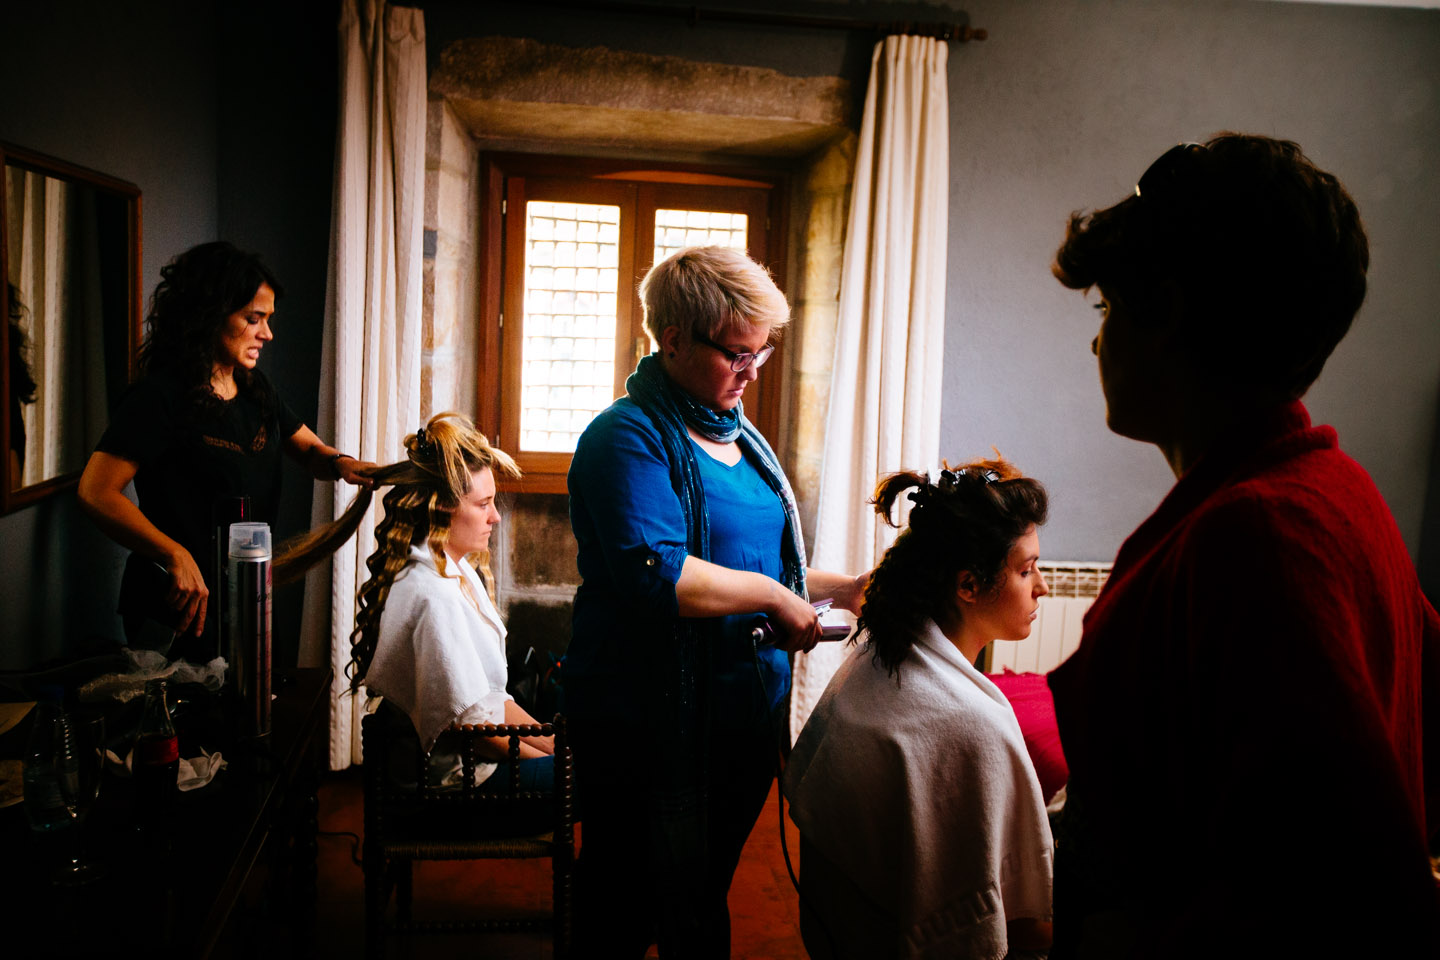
[362, 701, 574, 843]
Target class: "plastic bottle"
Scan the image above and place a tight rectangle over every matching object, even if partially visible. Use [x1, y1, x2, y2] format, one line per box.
[22, 686, 79, 834]
[133, 678, 179, 830]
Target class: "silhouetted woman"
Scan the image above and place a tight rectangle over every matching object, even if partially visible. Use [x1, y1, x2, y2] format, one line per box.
[1048, 133, 1439, 955]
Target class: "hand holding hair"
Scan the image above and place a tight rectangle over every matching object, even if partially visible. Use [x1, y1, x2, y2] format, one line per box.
[333, 454, 379, 489]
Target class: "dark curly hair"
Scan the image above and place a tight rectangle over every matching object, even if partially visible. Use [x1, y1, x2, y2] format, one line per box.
[7, 283, 37, 405]
[856, 457, 1048, 678]
[1052, 132, 1368, 399]
[137, 241, 283, 418]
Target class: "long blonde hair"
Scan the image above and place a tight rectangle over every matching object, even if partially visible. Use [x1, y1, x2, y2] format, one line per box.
[273, 412, 519, 693]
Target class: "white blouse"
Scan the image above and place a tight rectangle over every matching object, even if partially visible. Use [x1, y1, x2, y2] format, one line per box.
[365, 543, 513, 784]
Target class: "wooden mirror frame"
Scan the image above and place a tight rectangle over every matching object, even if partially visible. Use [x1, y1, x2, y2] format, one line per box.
[0, 142, 142, 514]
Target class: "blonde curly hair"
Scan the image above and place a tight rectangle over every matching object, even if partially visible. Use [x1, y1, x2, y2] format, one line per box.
[271, 412, 518, 693]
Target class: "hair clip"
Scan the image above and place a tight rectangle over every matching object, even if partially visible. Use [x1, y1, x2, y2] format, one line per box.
[414, 426, 436, 460]
[954, 467, 1001, 485]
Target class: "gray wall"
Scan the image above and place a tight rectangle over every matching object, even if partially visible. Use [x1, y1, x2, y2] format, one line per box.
[0, 1, 220, 669]
[946, 0, 1440, 567]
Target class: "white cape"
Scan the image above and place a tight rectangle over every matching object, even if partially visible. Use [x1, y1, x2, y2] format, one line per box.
[784, 620, 1053, 959]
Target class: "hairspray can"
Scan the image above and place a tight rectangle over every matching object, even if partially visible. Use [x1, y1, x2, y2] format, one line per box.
[226, 522, 272, 737]
[210, 495, 250, 660]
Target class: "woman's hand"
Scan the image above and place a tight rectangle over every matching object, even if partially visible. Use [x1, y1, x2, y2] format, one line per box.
[504, 698, 555, 756]
[164, 547, 210, 637]
[334, 455, 378, 489]
[284, 425, 377, 487]
[768, 583, 823, 654]
[833, 570, 872, 617]
[674, 557, 820, 651]
[806, 567, 872, 617]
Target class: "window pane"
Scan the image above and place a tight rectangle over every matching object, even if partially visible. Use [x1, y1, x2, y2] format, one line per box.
[653, 208, 747, 266]
[521, 199, 621, 453]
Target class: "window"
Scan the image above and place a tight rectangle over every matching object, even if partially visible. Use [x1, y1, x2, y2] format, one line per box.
[478, 155, 788, 493]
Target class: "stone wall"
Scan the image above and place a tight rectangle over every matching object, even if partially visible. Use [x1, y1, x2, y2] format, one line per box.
[422, 98, 480, 420]
[496, 493, 578, 660]
[781, 134, 855, 552]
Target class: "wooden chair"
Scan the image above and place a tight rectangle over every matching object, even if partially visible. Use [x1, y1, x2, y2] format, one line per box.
[361, 702, 574, 958]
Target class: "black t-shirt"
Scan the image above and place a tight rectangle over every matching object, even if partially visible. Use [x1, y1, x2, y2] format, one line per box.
[96, 371, 303, 649]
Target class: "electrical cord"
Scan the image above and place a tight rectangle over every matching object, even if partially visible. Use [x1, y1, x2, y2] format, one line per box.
[318, 829, 363, 867]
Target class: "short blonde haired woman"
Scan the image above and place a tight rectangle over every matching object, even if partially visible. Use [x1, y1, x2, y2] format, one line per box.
[566, 246, 867, 956]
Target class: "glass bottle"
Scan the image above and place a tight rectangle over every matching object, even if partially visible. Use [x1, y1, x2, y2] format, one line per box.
[133, 678, 179, 831]
[23, 685, 78, 834]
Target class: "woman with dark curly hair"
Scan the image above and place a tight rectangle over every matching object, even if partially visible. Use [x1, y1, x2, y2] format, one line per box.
[785, 459, 1054, 960]
[304, 412, 552, 789]
[78, 242, 375, 660]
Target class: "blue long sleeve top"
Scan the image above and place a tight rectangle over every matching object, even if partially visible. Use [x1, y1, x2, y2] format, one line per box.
[566, 398, 789, 728]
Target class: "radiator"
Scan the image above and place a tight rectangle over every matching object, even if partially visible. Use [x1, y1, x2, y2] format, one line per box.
[984, 562, 1111, 675]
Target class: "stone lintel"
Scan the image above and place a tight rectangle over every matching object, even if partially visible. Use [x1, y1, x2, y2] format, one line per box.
[447, 98, 843, 158]
[432, 36, 850, 156]
[434, 36, 849, 123]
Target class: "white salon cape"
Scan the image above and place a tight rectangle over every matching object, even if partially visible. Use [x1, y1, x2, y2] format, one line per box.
[365, 543, 512, 786]
[784, 620, 1053, 959]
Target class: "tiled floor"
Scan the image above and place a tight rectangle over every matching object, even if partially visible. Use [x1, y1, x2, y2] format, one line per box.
[313, 770, 810, 958]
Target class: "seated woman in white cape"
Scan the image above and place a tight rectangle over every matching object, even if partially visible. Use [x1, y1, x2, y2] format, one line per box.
[785, 459, 1054, 959]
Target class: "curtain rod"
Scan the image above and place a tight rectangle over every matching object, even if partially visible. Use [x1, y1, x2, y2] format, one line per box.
[520, 1, 988, 42]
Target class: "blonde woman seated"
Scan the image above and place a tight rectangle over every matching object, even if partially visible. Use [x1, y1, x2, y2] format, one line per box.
[323, 413, 553, 792]
[785, 460, 1054, 960]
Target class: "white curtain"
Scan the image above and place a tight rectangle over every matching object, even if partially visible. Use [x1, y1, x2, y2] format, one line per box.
[298, 0, 427, 770]
[790, 34, 950, 741]
[5, 170, 103, 488]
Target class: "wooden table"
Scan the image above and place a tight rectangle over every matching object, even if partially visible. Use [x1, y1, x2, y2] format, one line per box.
[0, 666, 331, 956]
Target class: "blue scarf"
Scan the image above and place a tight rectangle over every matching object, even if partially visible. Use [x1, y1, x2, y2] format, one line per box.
[624, 351, 808, 943]
[625, 352, 808, 595]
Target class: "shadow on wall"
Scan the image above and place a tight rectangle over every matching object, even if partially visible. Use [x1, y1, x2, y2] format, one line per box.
[506, 599, 574, 662]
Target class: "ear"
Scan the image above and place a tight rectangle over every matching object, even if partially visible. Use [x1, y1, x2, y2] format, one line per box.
[658, 325, 683, 358]
[955, 570, 981, 605]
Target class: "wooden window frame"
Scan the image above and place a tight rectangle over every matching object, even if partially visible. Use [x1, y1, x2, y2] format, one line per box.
[477, 153, 790, 494]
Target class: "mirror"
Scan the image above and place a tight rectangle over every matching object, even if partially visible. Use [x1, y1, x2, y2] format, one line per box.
[1, 142, 140, 514]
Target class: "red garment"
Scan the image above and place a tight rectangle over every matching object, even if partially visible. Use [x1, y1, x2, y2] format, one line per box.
[1049, 401, 1440, 955]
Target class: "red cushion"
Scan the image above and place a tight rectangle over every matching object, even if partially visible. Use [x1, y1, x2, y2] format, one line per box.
[987, 668, 1069, 803]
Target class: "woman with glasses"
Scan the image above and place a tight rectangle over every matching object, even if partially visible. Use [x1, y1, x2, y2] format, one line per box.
[1049, 134, 1439, 955]
[566, 245, 867, 956]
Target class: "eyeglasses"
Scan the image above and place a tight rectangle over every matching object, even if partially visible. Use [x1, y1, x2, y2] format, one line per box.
[1134, 141, 1208, 202]
[693, 332, 775, 373]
